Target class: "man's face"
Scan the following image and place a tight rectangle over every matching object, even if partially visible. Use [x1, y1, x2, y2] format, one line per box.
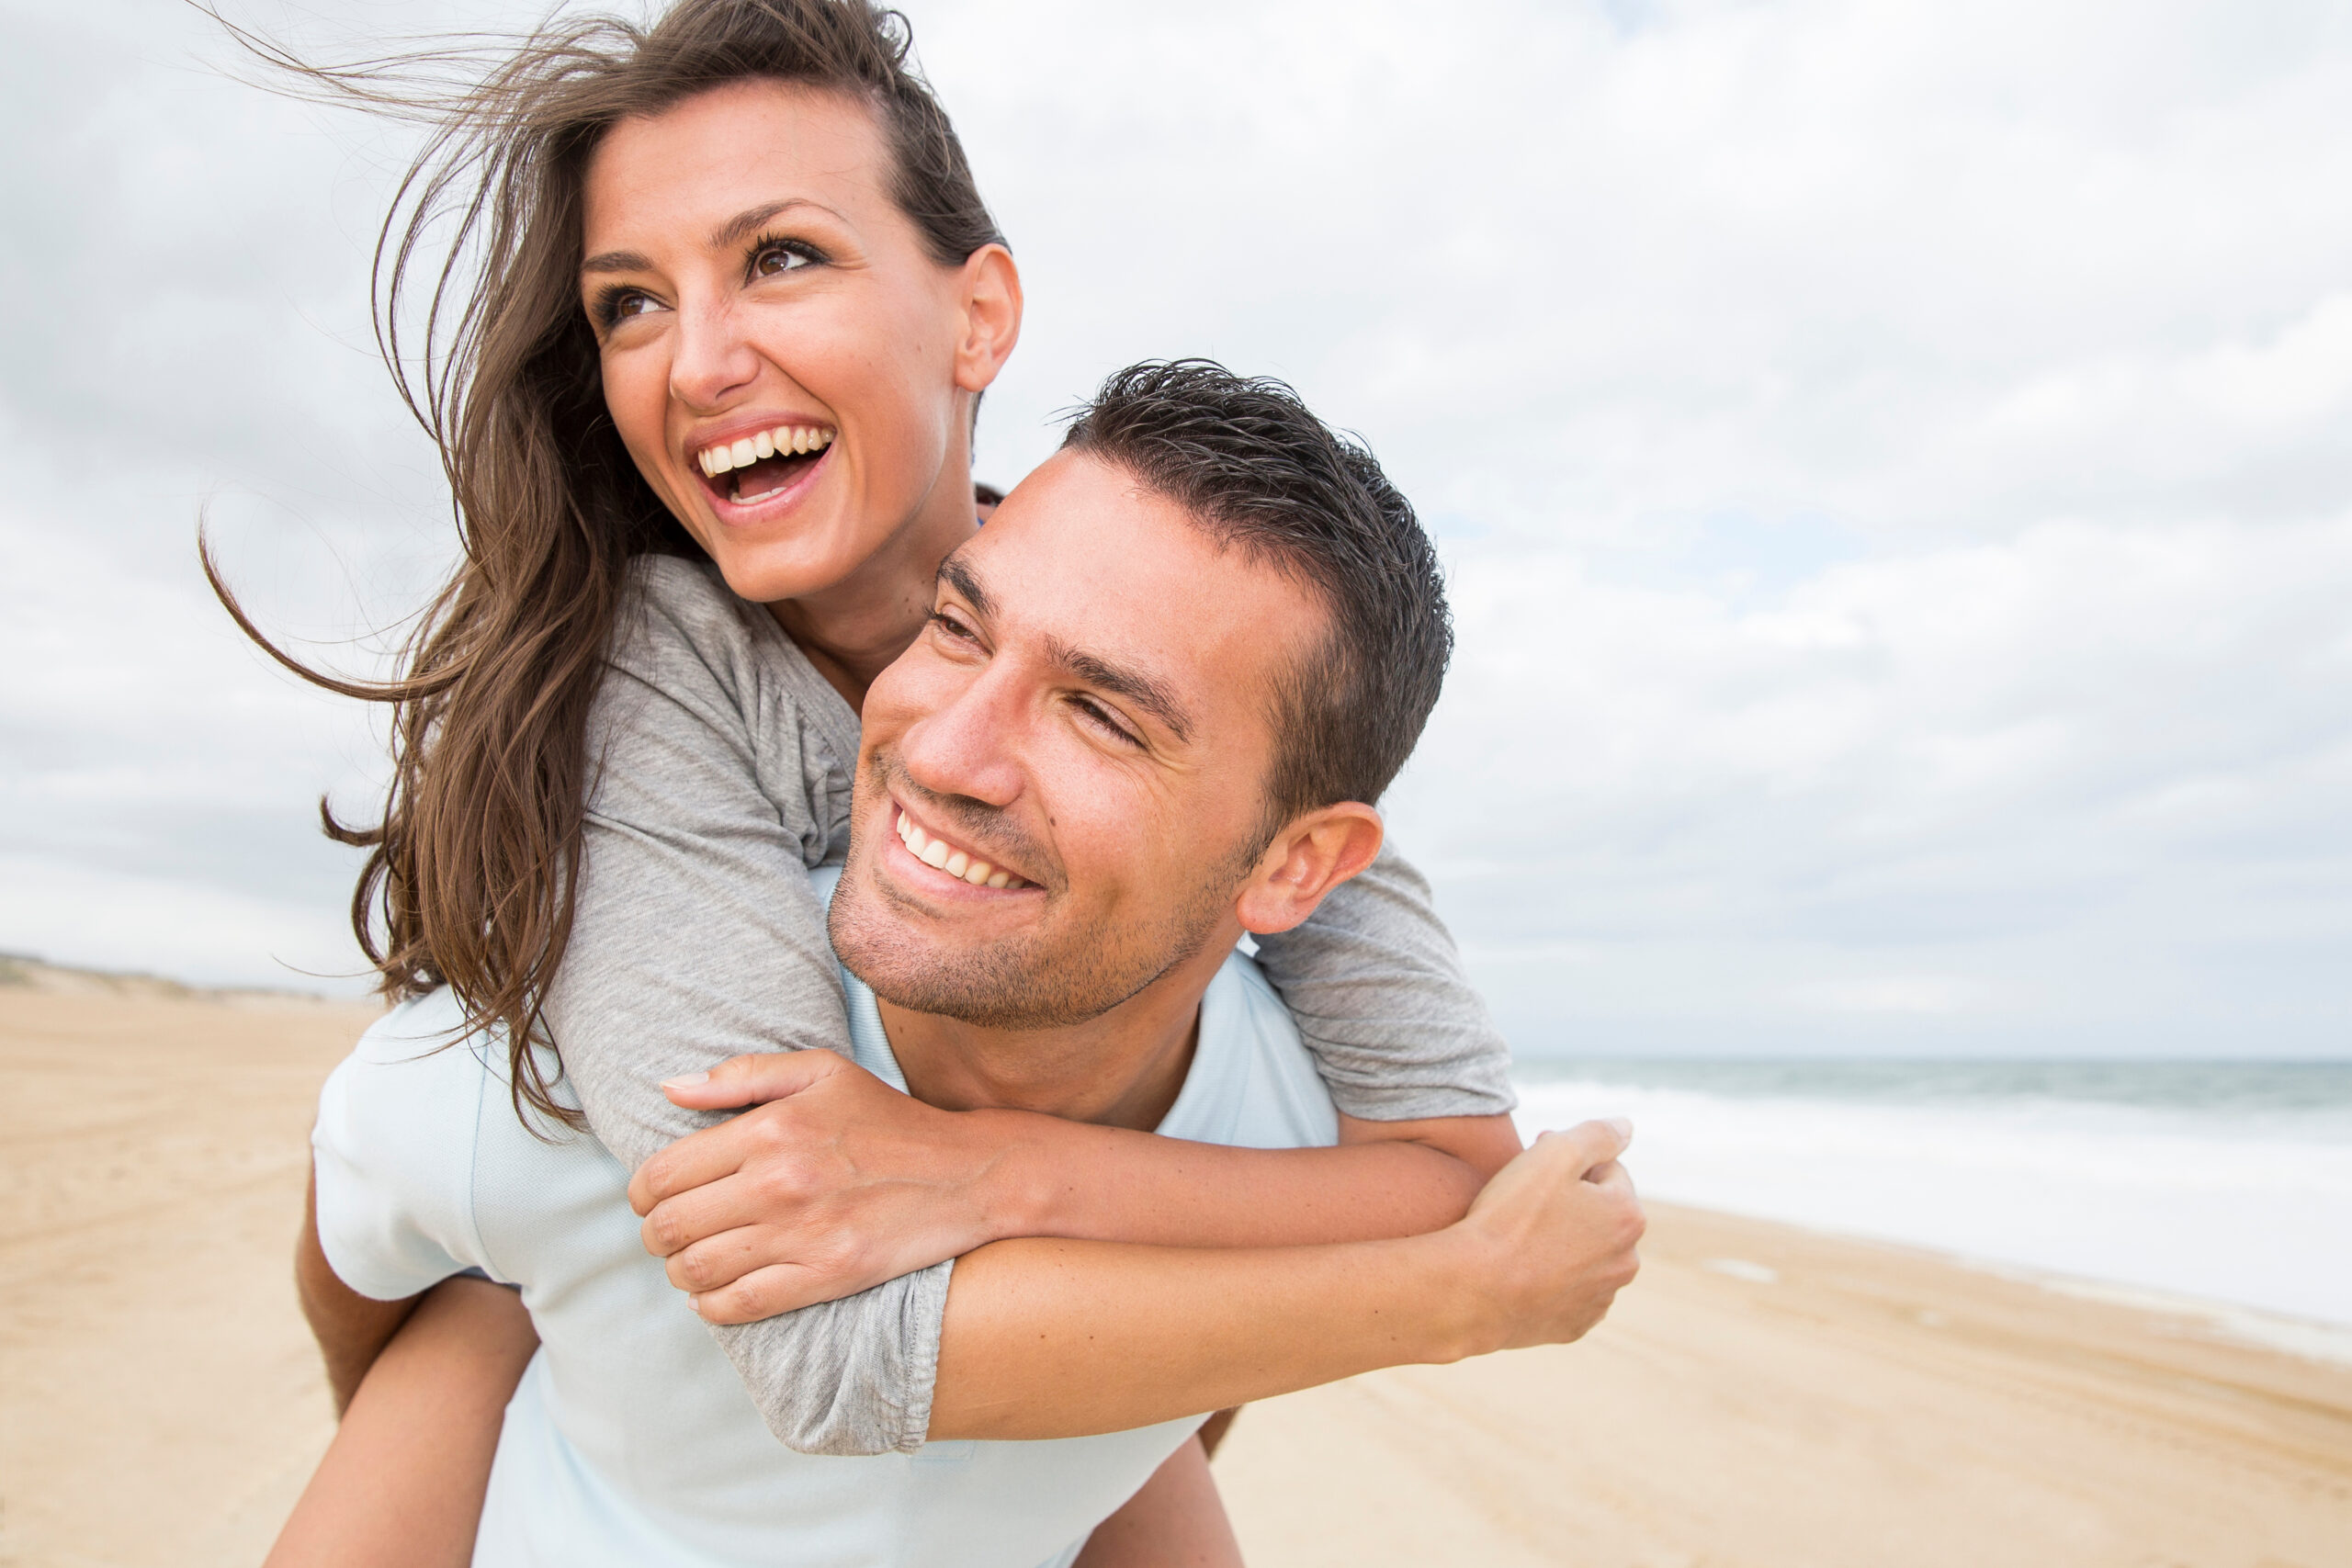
[829, 450, 1324, 1029]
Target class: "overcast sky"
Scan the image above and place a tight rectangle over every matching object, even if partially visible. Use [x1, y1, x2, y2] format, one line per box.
[4, 0, 2346, 1057]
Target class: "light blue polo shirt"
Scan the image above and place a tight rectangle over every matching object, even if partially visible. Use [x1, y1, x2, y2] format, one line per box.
[312, 875, 1338, 1568]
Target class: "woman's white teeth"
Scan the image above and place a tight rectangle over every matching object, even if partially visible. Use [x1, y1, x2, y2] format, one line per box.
[696, 425, 835, 479]
[896, 808, 1025, 888]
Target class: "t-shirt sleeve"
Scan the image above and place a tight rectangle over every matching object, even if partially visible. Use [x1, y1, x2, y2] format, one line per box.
[1250, 840, 1518, 1121]
[539, 557, 947, 1457]
[311, 997, 486, 1303]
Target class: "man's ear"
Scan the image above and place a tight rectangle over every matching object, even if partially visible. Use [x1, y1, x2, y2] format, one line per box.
[1234, 802, 1385, 936]
[952, 243, 1023, 394]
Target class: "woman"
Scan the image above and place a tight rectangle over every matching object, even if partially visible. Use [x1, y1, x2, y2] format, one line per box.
[233, 2, 1631, 1562]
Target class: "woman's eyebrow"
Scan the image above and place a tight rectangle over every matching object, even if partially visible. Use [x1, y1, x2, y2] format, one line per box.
[581, 248, 653, 276]
[579, 198, 836, 276]
[709, 197, 829, 249]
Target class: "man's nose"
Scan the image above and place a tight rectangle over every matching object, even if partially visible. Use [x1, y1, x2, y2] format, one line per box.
[668, 295, 761, 412]
[898, 666, 1028, 811]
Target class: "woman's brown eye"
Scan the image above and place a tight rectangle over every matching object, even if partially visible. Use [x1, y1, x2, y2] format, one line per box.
[755, 243, 815, 278]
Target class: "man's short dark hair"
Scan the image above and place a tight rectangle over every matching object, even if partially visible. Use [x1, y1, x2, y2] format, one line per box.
[1061, 360, 1453, 845]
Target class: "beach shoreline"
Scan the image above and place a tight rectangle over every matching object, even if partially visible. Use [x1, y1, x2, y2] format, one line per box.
[3, 979, 2345, 1568]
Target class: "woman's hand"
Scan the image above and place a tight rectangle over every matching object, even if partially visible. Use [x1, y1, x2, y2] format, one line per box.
[629, 1051, 1547, 1327]
[1443, 1118, 1645, 1354]
[628, 1051, 1030, 1322]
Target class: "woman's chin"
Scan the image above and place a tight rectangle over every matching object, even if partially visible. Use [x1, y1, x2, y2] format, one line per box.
[698, 532, 870, 606]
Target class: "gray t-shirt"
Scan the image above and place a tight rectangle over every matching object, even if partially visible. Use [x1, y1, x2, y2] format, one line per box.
[539, 555, 1514, 1458]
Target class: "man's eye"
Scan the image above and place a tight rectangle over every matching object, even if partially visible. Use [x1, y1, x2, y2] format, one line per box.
[1072, 697, 1139, 747]
[930, 610, 978, 643]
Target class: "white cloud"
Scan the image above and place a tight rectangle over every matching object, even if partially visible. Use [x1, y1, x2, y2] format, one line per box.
[1, 0, 2346, 1053]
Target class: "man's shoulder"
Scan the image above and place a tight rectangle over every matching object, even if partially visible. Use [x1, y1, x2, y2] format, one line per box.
[1162, 950, 1339, 1151]
[337, 992, 580, 1143]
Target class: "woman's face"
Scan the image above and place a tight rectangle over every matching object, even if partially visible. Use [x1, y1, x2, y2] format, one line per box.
[580, 81, 1018, 605]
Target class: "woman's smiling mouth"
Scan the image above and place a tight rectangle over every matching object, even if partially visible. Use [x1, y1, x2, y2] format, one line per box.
[693, 422, 836, 507]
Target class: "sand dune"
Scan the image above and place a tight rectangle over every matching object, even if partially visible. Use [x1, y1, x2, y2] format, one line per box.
[1, 973, 2345, 1568]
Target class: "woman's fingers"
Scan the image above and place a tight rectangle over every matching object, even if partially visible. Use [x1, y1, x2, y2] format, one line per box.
[628, 1121, 753, 1215]
[659, 1048, 842, 1109]
[639, 1171, 775, 1259]
[1532, 1117, 1634, 1177]
[629, 1070, 854, 1215]
[1455, 1118, 1646, 1352]
[689, 1260, 843, 1325]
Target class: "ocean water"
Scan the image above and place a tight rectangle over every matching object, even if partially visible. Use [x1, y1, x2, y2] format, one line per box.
[1510, 1059, 2352, 1337]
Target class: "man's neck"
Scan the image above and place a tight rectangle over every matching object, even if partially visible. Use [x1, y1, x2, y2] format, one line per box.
[873, 925, 1240, 1132]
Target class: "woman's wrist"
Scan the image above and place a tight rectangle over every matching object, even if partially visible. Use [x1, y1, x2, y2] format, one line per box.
[1385, 1226, 1510, 1365]
[961, 1108, 1062, 1243]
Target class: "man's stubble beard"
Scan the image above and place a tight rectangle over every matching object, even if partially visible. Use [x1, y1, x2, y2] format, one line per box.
[828, 840, 1249, 1031]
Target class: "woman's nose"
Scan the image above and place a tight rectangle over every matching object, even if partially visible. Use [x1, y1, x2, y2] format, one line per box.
[668, 295, 761, 412]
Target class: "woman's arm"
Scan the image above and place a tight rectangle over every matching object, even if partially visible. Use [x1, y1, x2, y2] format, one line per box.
[542, 561, 969, 1456]
[929, 1122, 1642, 1440]
[267, 1276, 538, 1568]
[632, 1047, 1521, 1323]
[1251, 843, 1520, 1123]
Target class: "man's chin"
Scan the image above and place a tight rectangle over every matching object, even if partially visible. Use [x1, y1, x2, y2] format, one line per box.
[838, 931, 1097, 1031]
[830, 868, 1176, 1032]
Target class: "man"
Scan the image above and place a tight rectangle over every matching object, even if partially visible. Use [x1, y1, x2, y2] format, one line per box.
[301, 363, 1642, 1565]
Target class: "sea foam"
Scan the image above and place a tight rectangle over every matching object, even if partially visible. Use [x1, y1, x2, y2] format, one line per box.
[1511, 1063, 2352, 1345]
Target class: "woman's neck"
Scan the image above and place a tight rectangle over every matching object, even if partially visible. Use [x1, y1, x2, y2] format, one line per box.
[765, 471, 981, 715]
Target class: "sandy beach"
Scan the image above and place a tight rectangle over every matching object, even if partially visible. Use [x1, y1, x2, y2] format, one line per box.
[2, 970, 2345, 1568]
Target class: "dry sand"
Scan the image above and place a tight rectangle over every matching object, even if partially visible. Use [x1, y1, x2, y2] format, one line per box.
[2, 970, 2346, 1568]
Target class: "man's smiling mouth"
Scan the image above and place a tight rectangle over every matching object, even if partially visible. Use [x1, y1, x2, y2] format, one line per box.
[694, 423, 835, 505]
[895, 805, 1030, 889]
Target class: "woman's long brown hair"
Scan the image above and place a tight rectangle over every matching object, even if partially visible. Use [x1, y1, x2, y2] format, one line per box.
[203, 0, 1004, 1124]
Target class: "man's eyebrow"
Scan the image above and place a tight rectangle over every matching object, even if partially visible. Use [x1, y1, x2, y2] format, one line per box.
[936, 554, 1193, 742]
[1044, 635, 1195, 746]
[937, 554, 996, 621]
[579, 199, 831, 276]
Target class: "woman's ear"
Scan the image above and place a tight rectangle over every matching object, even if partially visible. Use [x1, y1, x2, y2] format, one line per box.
[1234, 803, 1385, 936]
[953, 243, 1023, 394]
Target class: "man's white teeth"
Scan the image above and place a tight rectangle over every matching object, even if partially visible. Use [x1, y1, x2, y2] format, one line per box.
[896, 809, 1026, 889]
[698, 424, 835, 478]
